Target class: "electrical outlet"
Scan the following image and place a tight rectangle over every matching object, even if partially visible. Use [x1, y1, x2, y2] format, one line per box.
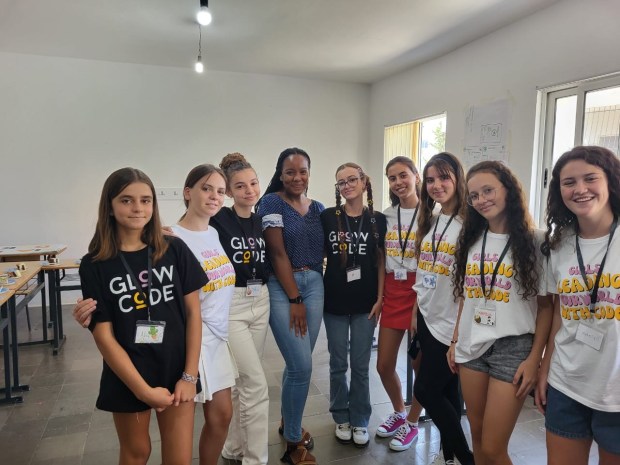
[157, 187, 183, 201]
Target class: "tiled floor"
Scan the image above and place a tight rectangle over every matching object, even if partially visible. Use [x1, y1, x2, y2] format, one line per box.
[0, 305, 599, 464]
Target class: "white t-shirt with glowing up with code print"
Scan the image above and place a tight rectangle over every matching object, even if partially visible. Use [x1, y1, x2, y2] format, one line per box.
[413, 213, 463, 345]
[172, 224, 236, 340]
[455, 230, 547, 363]
[383, 205, 419, 273]
[546, 230, 620, 411]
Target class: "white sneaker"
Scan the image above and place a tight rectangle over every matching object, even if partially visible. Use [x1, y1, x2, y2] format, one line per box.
[335, 422, 352, 443]
[352, 427, 369, 448]
[430, 454, 457, 465]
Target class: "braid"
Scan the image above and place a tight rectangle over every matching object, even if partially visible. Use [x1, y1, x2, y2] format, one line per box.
[365, 177, 379, 242]
[335, 185, 348, 268]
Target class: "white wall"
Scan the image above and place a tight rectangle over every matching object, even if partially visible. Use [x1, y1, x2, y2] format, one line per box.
[1, 53, 370, 260]
[368, 0, 620, 217]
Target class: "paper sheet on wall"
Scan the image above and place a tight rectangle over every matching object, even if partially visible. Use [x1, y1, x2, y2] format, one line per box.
[464, 99, 511, 167]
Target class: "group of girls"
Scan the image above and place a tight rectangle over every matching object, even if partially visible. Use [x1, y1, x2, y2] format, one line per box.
[369, 146, 620, 465]
[73, 144, 620, 465]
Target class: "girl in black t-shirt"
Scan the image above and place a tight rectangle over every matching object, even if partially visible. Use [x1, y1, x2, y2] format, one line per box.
[321, 162, 387, 448]
[79, 168, 206, 465]
[213, 153, 271, 465]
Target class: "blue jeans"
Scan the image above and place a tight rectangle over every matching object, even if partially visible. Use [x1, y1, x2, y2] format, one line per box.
[268, 270, 324, 443]
[323, 312, 376, 427]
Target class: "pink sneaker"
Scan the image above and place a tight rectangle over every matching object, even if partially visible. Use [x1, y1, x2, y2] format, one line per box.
[389, 423, 419, 451]
[376, 412, 406, 437]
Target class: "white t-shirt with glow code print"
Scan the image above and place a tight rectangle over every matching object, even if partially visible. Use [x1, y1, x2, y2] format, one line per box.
[413, 213, 463, 345]
[546, 230, 620, 411]
[455, 229, 547, 363]
[383, 205, 420, 273]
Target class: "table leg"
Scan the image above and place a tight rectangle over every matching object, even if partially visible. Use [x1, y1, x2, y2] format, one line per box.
[0, 302, 23, 404]
[8, 298, 29, 393]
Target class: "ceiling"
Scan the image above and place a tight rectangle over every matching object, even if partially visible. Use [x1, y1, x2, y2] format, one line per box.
[0, 0, 560, 84]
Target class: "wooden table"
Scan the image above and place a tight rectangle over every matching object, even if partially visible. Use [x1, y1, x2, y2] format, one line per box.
[0, 261, 43, 403]
[0, 244, 67, 262]
[41, 259, 82, 354]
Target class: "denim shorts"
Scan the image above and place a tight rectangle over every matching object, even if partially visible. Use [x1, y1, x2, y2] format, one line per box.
[461, 333, 533, 383]
[545, 385, 620, 455]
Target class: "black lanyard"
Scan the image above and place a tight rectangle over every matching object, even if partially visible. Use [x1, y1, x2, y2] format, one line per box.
[431, 214, 455, 269]
[397, 204, 418, 265]
[343, 207, 366, 267]
[119, 246, 153, 321]
[575, 216, 618, 312]
[232, 207, 259, 280]
[479, 228, 512, 300]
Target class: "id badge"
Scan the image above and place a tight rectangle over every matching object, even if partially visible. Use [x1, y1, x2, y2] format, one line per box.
[576, 322, 604, 351]
[346, 266, 361, 282]
[474, 302, 496, 326]
[394, 268, 408, 281]
[422, 273, 436, 289]
[135, 320, 166, 344]
[246, 279, 263, 297]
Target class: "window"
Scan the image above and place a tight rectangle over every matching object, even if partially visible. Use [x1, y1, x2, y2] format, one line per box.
[532, 73, 620, 224]
[383, 113, 446, 209]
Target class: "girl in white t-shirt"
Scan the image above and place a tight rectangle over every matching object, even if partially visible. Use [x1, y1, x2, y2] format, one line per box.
[447, 161, 553, 465]
[537, 146, 620, 465]
[375, 156, 424, 451]
[412, 152, 473, 465]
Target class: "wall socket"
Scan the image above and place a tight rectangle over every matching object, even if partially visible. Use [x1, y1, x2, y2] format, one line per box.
[157, 187, 183, 201]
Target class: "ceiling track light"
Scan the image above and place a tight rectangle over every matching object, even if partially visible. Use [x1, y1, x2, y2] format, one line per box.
[197, 0, 212, 26]
[195, 25, 204, 73]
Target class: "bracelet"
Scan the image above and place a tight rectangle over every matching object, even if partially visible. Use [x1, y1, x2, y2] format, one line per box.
[181, 372, 198, 384]
[450, 339, 458, 344]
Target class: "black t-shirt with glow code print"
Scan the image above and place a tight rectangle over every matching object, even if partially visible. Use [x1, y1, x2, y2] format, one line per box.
[79, 237, 207, 412]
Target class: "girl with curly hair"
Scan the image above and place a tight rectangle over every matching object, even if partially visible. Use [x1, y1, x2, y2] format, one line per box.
[537, 146, 620, 465]
[411, 152, 473, 465]
[321, 162, 387, 447]
[447, 161, 553, 465]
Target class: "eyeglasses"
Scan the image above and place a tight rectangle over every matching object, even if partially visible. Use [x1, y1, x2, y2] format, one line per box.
[335, 177, 361, 190]
[466, 186, 498, 206]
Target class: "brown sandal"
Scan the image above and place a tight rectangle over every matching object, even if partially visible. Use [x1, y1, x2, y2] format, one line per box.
[281, 443, 317, 465]
[278, 420, 315, 450]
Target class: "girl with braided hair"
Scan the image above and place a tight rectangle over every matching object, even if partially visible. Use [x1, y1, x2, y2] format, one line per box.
[320, 162, 387, 448]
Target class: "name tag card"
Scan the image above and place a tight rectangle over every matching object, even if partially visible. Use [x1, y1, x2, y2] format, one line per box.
[135, 320, 166, 344]
[474, 303, 496, 326]
[576, 322, 604, 351]
[394, 268, 408, 281]
[246, 279, 263, 297]
[422, 273, 436, 289]
[347, 266, 361, 282]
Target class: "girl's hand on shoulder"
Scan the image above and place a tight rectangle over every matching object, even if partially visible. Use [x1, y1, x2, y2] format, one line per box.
[369, 300, 382, 321]
[447, 344, 458, 374]
[173, 379, 197, 406]
[73, 297, 97, 328]
[141, 386, 174, 412]
[162, 226, 177, 237]
[289, 302, 307, 338]
[514, 356, 539, 399]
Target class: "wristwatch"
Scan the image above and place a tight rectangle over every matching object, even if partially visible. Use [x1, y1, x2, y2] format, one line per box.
[288, 295, 303, 304]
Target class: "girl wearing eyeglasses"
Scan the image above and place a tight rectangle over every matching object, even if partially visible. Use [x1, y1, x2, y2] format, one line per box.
[448, 161, 553, 465]
[321, 163, 387, 448]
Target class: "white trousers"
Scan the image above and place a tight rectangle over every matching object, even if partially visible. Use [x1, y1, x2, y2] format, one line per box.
[222, 286, 270, 465]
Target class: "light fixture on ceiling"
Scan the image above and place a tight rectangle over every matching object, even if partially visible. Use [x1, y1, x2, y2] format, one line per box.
[195, 25, 204, 73]
[196, 0, 212, 26]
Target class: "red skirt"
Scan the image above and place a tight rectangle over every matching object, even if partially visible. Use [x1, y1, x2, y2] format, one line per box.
[380, 272, 417, 330]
